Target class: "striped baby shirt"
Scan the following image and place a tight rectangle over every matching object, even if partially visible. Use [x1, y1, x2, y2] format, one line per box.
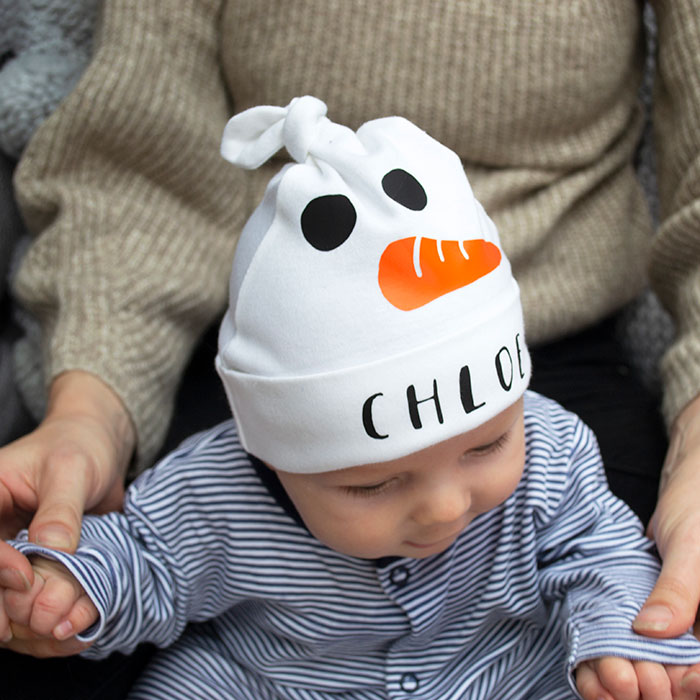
[11, 392, 700, 699]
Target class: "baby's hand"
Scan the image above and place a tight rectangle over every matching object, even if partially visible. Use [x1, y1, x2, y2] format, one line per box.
[576, 657, 698, 700]
[0, 556, 97, 656]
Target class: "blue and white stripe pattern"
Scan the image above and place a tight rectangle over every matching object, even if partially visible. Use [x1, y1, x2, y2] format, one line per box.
[11, 392, 700, 699]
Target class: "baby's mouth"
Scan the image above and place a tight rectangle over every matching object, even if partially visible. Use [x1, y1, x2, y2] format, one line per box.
[405, 528, 463, 550]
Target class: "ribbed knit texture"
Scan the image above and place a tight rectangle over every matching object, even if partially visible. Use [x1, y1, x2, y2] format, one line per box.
[12, 0, 700, 469]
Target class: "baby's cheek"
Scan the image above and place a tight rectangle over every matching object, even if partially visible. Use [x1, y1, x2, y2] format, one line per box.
[476, 453, 525, 512]
[310, 516, 397, 560]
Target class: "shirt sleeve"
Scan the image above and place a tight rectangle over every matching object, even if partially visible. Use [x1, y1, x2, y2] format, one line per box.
[532, 410, 700, 691]
[12, 0, 246, 472]
[8, 424, 251, 659]
[647, 0, 700, 426]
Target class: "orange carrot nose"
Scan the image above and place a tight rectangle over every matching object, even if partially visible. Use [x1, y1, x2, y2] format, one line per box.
[378, 237, 502, 311]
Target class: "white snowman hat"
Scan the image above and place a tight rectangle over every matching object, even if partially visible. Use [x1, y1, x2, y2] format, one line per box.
[216, 96, 530, 473]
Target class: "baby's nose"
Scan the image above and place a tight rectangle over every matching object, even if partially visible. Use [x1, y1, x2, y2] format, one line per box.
[412, 481, 470, 527]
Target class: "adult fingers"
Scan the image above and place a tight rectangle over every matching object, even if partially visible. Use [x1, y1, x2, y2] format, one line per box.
[666, 663, 700, 699]
[0, 590, 12, 643]
[0, 477, 31, 541]
[634, 533, 700, 638]
[26, 451, 91, 553]
[89, 476, 125, 516]
[639, 397, 700, 639]
[680, 666, 700, 696]
[0, 542, 34, 591]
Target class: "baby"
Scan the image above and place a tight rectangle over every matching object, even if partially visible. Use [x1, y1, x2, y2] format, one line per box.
[3, 97, 700, 699]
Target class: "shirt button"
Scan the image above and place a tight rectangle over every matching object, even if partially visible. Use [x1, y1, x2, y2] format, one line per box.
[390, 565, 409, 588]
[400, 672, 420, 693]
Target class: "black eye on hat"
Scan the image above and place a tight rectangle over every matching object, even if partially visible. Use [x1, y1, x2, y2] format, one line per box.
[381, 169, 427, 211]
[301, 194, 357, 251]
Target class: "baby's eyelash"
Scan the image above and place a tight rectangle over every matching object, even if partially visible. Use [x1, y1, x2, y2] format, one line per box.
[471, 432, 510, 455]
[342, 480, 393, 498]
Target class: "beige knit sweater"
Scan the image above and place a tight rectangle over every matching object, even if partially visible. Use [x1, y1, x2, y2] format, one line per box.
[12, 0, 700, 470]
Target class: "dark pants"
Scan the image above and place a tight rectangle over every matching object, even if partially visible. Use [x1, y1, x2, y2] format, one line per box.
[530, 318, 666, 526]
[1, 316, 668, 699]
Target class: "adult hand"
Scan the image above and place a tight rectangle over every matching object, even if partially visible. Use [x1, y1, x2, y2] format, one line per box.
[633, 393, 700, 693]
[0, 371, 135, 586]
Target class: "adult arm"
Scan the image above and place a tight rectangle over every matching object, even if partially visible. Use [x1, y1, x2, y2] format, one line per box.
[0, 371, 133, 588]
[0, 0, 245, 562]
[634, 395, 700, 694]
[12, 0, 242, 471]
[632, 1, 700, 671]
[528, 402, 700, 694]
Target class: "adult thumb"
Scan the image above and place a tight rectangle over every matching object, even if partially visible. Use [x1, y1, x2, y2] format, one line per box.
[633, 546, 700, 638]
[26, 457, 90, 554]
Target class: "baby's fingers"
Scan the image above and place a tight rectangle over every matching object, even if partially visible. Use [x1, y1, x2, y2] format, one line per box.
[633, 661, 672, 700]
[3, 571, 44, 626]
[577, 660, 609, 699]
[576, 657, 640, 700]
[52, 593, 98, 641]
[28, 573, 84, 637]
[3, 622, 93, 658]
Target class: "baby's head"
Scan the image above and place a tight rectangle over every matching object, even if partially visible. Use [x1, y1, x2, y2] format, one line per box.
[216, 96, 531, 558]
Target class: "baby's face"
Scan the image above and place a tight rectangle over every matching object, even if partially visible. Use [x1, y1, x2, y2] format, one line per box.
[272, 399, 525, 559]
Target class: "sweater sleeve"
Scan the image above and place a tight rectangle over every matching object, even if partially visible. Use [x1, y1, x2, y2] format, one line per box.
[11, 0, 247, 471]
[7, 423, 253, 659]
[532, 414, 700, 690]
[647, 0, 700, 426]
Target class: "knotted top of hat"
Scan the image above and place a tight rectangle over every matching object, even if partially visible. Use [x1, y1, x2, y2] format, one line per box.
[216, 96, 530, 473]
